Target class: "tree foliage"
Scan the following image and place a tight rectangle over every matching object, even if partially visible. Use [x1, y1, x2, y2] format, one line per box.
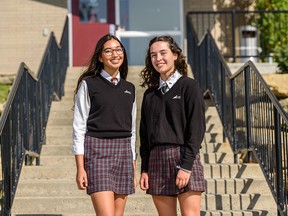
[255, 0, 288, 72]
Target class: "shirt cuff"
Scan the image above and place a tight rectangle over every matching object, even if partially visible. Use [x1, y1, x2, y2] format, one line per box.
[71, 144, 84, 155]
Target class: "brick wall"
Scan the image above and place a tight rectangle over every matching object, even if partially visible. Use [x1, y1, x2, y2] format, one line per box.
[0, 0, 67, 77]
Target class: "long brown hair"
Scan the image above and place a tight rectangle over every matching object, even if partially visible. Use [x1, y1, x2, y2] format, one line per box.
[74, 34, 128, 100]
[140, 35, 187, 88]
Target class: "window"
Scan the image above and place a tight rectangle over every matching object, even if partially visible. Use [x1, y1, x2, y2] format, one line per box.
[79, 0, 107, 23]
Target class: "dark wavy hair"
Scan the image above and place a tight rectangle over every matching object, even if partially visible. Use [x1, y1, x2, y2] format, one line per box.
[140, 35, 187, 88]
[74, 34, 128, 99]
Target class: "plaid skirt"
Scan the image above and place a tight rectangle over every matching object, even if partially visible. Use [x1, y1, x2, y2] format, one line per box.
[147, 145, 205, 196]
[84, 135, 135, 195]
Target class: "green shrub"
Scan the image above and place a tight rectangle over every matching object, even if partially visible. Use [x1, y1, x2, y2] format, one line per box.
[0, 84, 11, 104]
[256, 0, 288, 73]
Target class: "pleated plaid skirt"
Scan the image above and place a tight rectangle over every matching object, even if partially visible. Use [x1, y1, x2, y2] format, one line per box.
[84, 135, 135, 195]
[147, 145, 205, 196]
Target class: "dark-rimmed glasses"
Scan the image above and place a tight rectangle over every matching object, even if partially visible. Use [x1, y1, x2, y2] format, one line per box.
[103, 47, 124, 56]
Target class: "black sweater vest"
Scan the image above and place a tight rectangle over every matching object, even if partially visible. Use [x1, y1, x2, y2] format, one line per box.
[85, 76, 135, 138]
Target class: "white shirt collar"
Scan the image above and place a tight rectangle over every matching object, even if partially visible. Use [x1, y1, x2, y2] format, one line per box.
[158, 70, 182, 90]
[100, 69, 120, 82]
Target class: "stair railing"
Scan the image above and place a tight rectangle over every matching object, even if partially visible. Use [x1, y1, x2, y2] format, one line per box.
[187, 13, 288, 216]
[0, 17, 69, 216]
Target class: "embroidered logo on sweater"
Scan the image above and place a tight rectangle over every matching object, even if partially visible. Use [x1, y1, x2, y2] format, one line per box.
[124, 90, 131, 94]
[172, 95, 181, 99]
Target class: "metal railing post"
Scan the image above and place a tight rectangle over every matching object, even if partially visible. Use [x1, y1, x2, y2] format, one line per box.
[231, 10, 236, 62]
[274, 108, 285, 216]
[244, 66, 253, 162]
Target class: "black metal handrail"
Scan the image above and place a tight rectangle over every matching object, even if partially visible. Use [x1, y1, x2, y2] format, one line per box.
[187, 13, 288, 215]
[0, 17, 68, 215]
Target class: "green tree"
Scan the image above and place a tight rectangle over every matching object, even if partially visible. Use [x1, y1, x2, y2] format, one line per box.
[256, 0, 288, 72]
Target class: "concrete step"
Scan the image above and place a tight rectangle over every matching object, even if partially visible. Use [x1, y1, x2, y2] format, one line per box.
[201, 194, 276, 212]
[48, 100, 74, 112]
[62, 88, 77, 96]
[205, 178, 271, 194]
[12, 195, 157, 215]
[200, 152, 234, 163]
[39, 155, 74, 164]
[39, 148, 234, 165]
[201, 141, 232, 153]
[11, 197, 97, 215]
[205, 120, 223, 130]
[48, 110, 74, 119]
[11, 211, 276, 216]
[49, 132, 222, 150]
[15, 176, 270, 198]
[15, 180, 86, 197]
[205, 117, 224, 128]
[18, 163, 265, 181]
[204, 163, 265, 179]
[40, 145, 72, 156]
[201, 210, 277, 216]
[205, 122, 224, 132]
[11, 193, 276, 215]
[47, 117, 73, 126]
[19, 165, 75, 180]
[44, 118, 224, 146]
[45, 134, 72, 144]
[202, 133, 225, 147]
[40, 150, 234, 166]
[45, 125, 73, 137]
[15, 179, 145, 198]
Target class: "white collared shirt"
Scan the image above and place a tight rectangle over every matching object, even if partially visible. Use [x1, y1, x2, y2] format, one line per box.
[158, 70, 182, 92]
[72, 69, 137, 160]
[101, 69, 120, 84]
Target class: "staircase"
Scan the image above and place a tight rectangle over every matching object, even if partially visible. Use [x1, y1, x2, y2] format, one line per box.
[10, 66, 277, 216]
[200, 100, 277, 215]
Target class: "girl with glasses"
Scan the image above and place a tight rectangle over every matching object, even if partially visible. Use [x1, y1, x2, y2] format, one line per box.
[72, 34, 137, 216]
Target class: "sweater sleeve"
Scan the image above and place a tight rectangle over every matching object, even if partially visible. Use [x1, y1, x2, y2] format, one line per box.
[181, 80, 206, 170]
[139, 91, 150, 172]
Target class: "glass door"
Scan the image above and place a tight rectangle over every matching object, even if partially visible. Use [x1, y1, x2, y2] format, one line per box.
[115, 0, 184, 65]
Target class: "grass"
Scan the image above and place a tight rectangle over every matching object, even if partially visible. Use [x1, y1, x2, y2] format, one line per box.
[0, 84, 11, 104]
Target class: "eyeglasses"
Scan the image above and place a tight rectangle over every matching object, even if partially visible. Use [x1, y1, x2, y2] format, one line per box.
[103, 47, 124, 56]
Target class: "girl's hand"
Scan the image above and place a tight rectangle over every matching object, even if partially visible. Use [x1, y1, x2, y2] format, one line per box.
[75, 155, 88, 190]
[175, 169, 191, 189]
[139, 172, 149, 190]
[76, 168, 88, 190]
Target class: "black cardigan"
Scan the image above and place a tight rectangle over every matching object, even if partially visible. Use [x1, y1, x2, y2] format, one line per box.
[140, 76, 206, 172]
